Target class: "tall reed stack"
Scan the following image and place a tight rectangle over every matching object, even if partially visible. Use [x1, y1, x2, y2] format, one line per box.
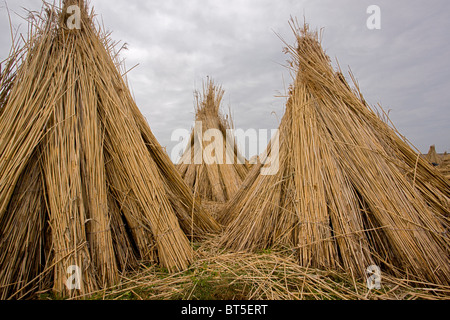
[0, 41, 22, 114]
[425, 145, 440, 165]
[219, 21, 450, 286]
[0, 0, 218, 299]
[177, 79, 248, 205]
[441, 154, 450, 180]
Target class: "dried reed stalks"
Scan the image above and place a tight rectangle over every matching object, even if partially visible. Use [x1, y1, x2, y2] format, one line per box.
[425, 145, 440, 165]
[74, 238, 450, 300]
[177, 78, 248, 203]
[218, 20, 450, 287]
[0, 35, 24, 115]
[0, 1, 218, 299]
[439, 153, 450, 180]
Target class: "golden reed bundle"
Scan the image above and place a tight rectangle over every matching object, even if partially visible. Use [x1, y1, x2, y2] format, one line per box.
[440, 153, 450, 180]
[0, 0, 218, 299]
[177, 78, 248, 204]
[218, 20, 450, 287]
[425, 145, 440, 165]
[0, 34, 23, 115]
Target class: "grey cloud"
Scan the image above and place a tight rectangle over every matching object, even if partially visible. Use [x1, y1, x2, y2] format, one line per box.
[1, 0, 449, 156]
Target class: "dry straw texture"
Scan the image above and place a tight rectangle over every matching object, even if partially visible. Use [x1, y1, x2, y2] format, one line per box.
[177, 78, 248, 203]
[0, 32, 23, 115]
[424, 146, 450, 181]
[425, 145, 440, 165]
[438, 153, 450, 180]
[218, 20, 450, 287]
[71, 239, 450, 300]
[0, 0, 218, 299]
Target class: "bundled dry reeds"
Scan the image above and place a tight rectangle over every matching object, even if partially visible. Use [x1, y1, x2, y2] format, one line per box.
[0, 1, 218, 299]
[0, 41, 23, 114]
[438, 153, 450, 180]
[423, 145, 450, 181]
[425, 145, 440, 165]
[177, 79, 248, 204]
[218, 21, 450, 287]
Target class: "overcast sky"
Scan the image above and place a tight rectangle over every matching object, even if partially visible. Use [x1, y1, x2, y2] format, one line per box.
[1, 0, 449, 160]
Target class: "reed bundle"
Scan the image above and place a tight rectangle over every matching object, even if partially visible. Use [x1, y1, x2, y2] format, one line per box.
[438, 153, 450, 180]
[425, 145, 440, 165]
[0, 41, 23, 115]
[423, 145, 450, 180]
[218, 21, 450, 286]
[0, 0, 218, 299]
[177, 78, 248, 203]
